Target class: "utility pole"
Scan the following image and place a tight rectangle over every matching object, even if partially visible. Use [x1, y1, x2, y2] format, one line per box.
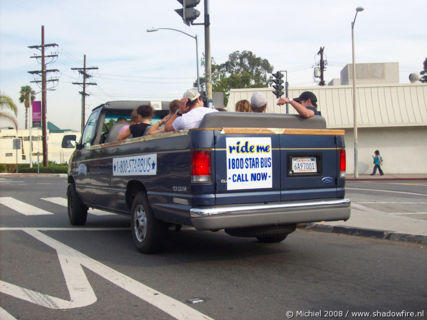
[317, 47, 326, 86]
[203, 0, 212, 105]
[175, 0, 212, 106]
[28, 25, 59, 167]
[71, 54, 98, 133]
[284, 70, 289, 114]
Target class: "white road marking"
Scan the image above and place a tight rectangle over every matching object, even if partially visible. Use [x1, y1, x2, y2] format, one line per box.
[0, 307, 18, 320]
[347, 187, 427, 197]
[389, 182, 427, 187]
[351, 203, 426, 221]
[41, 197, 114, 216]
[389, 212, 427, 216]
[0, 229, 213, 320]
[351, 203, 376, 212]
[356, 202, 427, 204]
[0, 197, 53, 216]
[0, 227, 129, 231]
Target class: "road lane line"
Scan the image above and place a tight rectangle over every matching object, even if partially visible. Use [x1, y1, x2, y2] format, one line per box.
[0, 307, 18, 320]
[356, 202, 427, 204]
[0, 227, 129, 231]
[351, 204, 426, 221]
[0, 197, 53, 216]
[0, 229, 213, 320]
[347, 187, 427, 197]
[41, 197, 114, 216]
[390, 212, 427, 215]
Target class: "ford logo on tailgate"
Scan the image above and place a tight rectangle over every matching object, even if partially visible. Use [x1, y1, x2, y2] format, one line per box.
[322, 176, 334, 184]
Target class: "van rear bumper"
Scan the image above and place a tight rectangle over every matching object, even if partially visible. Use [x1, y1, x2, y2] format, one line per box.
[190, 198, 351, 230]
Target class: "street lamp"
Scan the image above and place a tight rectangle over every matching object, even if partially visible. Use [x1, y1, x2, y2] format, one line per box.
[147, 27, 200, 92]
[351, 6, 364, 178]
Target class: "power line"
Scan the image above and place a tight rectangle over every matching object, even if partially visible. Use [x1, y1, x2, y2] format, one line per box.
[71, 54, 98, 133]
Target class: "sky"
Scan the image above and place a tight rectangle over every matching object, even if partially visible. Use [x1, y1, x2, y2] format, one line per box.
[1, 0, 426, 131]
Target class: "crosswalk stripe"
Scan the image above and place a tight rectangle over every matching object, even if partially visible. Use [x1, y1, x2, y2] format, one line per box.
[41, 197, 114, 216]
[0, 197, 53, 216]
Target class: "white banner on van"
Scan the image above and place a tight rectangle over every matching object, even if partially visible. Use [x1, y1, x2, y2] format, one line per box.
[226, 137, 272, 190]
[113, 154, 157, 176]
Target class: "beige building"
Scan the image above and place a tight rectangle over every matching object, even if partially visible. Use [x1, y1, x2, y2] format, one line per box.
[227, 83, 427, 174]
[0, 128, 80, 165]
[339, 62, 400, 85]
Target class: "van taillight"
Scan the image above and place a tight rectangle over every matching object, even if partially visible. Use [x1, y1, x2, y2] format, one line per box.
[191, 151, 212, 183]
[339, 149, 346, 177]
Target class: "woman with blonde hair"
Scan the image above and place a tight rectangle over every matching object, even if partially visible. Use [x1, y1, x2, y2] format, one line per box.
[235, 99, 251, 112]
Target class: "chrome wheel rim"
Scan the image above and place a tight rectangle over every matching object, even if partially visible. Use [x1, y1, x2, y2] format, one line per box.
[134, 204, 147, 243]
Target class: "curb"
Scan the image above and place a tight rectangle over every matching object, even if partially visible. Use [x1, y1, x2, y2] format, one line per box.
[347, 177, 427, 181]
[299, 223, 427, 245]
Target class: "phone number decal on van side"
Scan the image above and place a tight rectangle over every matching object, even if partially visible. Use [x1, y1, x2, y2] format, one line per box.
[113, 154, 157, 176]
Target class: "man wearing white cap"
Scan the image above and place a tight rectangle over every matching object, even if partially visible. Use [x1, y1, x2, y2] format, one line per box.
[164, 89, 217, 132]
[250, 92, 268, 113]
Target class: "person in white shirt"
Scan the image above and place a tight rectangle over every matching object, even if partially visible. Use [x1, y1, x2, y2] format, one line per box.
[164, 89, 217, 132]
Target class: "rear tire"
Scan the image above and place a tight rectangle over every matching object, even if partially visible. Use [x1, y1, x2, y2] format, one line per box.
[256, 233, 289, 243]
[67, 183, 88, 225]
[131, 192, 166, 254]
[255, 224, 296, 243]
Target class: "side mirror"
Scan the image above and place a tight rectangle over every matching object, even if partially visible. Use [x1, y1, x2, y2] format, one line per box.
[61, 135, 77, 148]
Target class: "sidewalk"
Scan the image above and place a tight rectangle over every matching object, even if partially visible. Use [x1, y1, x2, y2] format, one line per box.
[302, 174, 427, 244]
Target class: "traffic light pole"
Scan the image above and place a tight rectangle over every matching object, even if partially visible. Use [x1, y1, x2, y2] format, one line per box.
[284, 70, 289, 114]
[175, 0, 212, 106]
[204, 0, 212, 105]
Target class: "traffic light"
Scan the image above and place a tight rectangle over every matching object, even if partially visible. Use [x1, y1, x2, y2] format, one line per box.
[272, 71, 284, 98]
[420, 57, 427, 83]
[175, 0, 201, 26]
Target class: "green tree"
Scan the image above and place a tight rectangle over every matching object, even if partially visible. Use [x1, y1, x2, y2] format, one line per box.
[201, 50, 274, 105]
[19, 85, 36, 129]
[0, 94, 18, 129]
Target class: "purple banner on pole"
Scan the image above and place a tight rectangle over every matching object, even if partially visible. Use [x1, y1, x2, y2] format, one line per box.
[32, 101, 41, 128]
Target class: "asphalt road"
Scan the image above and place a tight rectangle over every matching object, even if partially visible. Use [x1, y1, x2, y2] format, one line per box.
[0, 176, 426, 320]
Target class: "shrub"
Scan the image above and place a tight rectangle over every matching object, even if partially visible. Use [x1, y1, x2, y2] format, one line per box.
[0, 163, 68, 174]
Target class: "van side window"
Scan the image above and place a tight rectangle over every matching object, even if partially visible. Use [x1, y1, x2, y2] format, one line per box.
[81, 109, 101, 147]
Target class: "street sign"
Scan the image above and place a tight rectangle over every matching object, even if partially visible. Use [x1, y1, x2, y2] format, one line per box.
[32, 101, 42, 128]
[13, 138, 21, 150]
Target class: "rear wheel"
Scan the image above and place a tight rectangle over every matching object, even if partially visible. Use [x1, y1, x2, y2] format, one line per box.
[255, 224, 296, 243]
[256, 233, 289, 243]
[67, 183, 88, 225]
[131, 192, 166, 254]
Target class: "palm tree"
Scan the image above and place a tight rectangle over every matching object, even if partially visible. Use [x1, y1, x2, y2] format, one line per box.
[0, 94, 18, 129]
[19, 85, 35, 129]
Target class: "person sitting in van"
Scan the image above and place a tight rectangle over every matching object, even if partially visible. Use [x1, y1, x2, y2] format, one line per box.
[146, 100, 180, 135]
[250, 92, 268, 113]
[277, 91, 321, 118]
[105, 117, 128, 143]
[164, 89, 217, 132]
[117, 105, 153, 141]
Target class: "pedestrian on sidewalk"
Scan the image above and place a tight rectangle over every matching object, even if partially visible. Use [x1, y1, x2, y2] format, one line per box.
[371, 150, 384, 175]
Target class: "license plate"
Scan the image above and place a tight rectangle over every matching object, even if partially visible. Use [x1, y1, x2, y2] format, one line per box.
[291, 157, 317, 174]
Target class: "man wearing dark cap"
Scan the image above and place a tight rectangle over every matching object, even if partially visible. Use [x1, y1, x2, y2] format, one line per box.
[277, 91, 321, 118]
